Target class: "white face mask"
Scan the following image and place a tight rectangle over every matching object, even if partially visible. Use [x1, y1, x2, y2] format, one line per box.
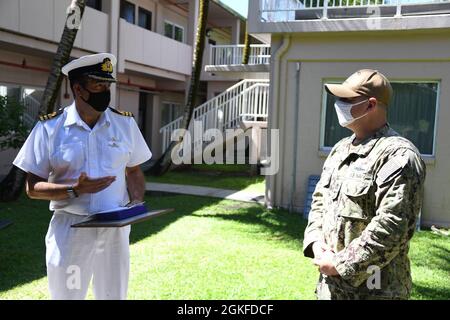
[334, 99, 369, 127]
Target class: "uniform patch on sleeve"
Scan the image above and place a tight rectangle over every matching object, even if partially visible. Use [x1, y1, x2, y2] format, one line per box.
[376, 155, 409, 186]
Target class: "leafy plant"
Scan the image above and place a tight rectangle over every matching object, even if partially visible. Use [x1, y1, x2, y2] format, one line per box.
[0, 95, 31, 151]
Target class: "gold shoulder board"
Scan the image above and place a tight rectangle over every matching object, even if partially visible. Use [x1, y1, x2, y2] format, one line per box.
[39, 109, 64, 121]
[108, 107, 134, 117]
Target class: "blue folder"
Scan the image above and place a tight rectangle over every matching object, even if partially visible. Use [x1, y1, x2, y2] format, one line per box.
[91, 204, 148, 221]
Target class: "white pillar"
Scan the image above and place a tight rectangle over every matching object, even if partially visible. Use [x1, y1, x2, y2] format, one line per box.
[152, 95, 162, 159]
[231, 19, 241, 45]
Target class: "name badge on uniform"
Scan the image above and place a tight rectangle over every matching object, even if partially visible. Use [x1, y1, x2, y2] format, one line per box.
[108, 137, 120, 148]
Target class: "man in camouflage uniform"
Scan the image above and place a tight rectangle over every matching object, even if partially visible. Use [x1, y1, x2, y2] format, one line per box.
[303, 69, 426, 300]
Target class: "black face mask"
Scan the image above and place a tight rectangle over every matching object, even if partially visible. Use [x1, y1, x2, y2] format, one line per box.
[80, 85, 110, 112]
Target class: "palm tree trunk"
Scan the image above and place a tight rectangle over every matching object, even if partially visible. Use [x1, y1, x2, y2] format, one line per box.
[149, 0, 210, 176]
[0, 166, 27, 202]
[242, 22, 250, 65]
[41, 0, 87, 114]
[0, 0, 86, 202]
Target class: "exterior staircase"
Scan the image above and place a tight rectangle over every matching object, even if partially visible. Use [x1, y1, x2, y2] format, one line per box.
[22, 94, 41, 127]
[159, 79, 270, 163]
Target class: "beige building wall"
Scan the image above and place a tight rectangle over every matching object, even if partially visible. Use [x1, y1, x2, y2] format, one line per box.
[267, 30, 450, 227]
[208, 28, 233, 45]
[133, 0, 158, 30]
[117, 88, 140, 118]
[206, 81, 237, 100]
[0, 50, 50, 88]
[157, 4, 188, 38]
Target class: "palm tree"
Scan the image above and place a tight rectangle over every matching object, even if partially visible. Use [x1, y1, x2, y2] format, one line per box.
[149, 0, 210, 175]
[41, 0, 87, 114]
[0, 0, 86, 202]
[242, 22, 250, 65]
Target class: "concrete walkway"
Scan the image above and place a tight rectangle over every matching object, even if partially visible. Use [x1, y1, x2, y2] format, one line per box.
[145, 182, 265, 204]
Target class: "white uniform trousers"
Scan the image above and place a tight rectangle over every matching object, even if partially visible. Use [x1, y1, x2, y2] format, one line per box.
[45, 211, 131, 300]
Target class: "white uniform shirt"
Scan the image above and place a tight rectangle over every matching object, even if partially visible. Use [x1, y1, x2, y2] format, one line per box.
[13, 102, 152, 216]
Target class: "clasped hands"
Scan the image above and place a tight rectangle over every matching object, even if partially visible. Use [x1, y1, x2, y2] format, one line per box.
[312, 241, 339, 277]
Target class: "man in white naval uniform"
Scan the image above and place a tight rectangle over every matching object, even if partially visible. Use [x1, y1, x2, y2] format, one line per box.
[13, 53, 152, 300]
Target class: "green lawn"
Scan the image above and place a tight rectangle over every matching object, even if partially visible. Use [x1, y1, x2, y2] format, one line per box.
[146, 164, 265, 194]
[0, 193, 449, 300]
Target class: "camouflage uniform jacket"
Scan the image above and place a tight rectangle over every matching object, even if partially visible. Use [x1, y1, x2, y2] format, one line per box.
[303, 124, 426, 300]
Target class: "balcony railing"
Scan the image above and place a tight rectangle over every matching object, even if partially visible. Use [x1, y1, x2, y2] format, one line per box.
[208, 44, 271, 66]
[259, 0, 450, 21]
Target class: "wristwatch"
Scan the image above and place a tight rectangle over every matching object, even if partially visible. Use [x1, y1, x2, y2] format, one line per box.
[67, 186, 79, 199]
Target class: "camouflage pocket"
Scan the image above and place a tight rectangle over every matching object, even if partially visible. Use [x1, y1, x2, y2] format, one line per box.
[339, 180, 371, 221]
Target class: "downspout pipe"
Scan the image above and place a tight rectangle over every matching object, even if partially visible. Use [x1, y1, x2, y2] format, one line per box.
[265, 35, 291, 210]
[289, 62, 301, 213]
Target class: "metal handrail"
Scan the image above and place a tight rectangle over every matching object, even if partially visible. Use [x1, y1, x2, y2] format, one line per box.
[159, 80, 270, 151]
[208, 44, 271, 66]
[259, 0, 450, 21]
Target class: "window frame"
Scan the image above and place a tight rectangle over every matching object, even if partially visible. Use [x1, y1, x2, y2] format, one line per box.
[319, 78, 440, 157]
[86, 0, 102, 12]
[138, 7, 153, 31]
[164, 20, 185, 43]
[120, 0, 136, 24]
[0, 82, 19, 97]
[0, 82, 46, 126]
[0, 82, 45, 98]
[161, 101, 183, 126]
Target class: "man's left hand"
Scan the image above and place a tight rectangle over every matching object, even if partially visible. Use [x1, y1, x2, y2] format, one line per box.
[313, 250, 339, 276]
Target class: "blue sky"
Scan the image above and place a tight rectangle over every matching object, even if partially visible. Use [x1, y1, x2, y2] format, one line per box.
[222, 0, 248, 18]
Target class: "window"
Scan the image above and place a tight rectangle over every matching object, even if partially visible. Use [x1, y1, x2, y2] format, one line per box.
[120, 0, 135, 24]
[161, 102, 183, 126]
[174, 25, 184, 42]
[86, 0, 102, 11]
[138, 8, 152, 31]
[164, 21, 184, 43]
[138, 92, 148, 135]
[321, 81, 439, 155]
[164, 22, 173, 39]
[0, 83, 44, 127]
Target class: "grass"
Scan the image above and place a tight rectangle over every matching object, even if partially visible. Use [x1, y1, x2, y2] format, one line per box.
[146, 164, 265, 193]
[408, 230, 450, 299]
[0, 193, 449, 300]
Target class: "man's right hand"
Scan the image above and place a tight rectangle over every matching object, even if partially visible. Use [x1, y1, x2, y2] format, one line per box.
[73, 172, 116, 195]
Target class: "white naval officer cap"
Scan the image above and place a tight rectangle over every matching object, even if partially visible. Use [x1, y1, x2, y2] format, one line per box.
[62, 53, 117, 82]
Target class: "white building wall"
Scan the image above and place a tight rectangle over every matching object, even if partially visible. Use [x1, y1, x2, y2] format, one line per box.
[0, 1, 109, 53]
